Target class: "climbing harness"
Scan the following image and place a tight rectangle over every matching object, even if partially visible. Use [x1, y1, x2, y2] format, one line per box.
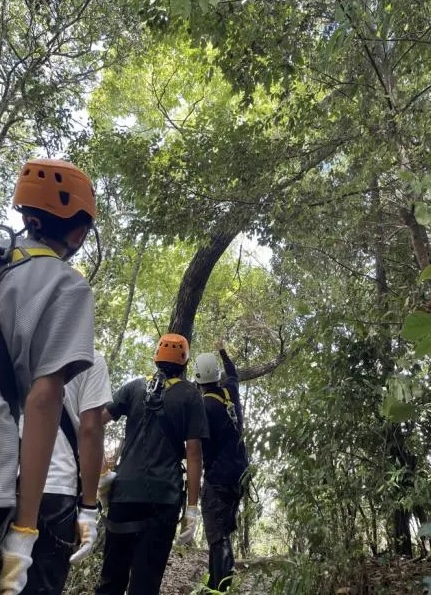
[102, 373, 188, 533]
[204, 388, 239, 430]
[204, 386, 259, 504]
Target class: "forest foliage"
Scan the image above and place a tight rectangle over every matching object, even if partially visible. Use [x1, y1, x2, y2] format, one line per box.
[3, 0, 431, 592]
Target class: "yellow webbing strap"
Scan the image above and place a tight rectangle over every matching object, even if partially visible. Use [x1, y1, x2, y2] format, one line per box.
[164, 377, 181, 388]
[145, 375, 182, 390]
[204, 387, 231, 405]
[11, 247, 59, 263]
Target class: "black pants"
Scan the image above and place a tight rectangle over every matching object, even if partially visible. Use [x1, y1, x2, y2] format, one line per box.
[201, 481, 241, 592]
[95, 502, 180, 595]
[21, 493, 77, 595]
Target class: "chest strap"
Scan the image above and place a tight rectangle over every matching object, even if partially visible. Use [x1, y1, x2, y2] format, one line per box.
[204, 387, 231, 405]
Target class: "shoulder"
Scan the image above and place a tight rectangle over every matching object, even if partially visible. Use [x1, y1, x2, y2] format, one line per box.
[167, 379, 201, 403]
[3, 241, 91, 295]
[91, 350, 109, 373]
[121, 377, 146, 398]
[172, 378, 199, 396]
[223, 378, 239, 395]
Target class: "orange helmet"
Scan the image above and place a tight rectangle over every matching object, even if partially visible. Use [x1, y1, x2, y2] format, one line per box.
[13, 159, 96, 219]
[154, 333, 190, 365]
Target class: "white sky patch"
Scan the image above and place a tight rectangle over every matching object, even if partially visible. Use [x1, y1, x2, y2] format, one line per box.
[234, 233, 273, 270]
[5, 207, 21, 228]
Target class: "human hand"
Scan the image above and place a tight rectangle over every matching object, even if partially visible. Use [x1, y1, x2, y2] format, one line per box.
[69, 507, 98, 565]
[0, 523, 38, 594]
[97, 469, 116, 510]
[214, 340, 224, 352]
[176, 505, 198, 546]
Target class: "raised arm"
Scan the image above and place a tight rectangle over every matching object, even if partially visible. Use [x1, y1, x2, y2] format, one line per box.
[215, 341, 237, 379]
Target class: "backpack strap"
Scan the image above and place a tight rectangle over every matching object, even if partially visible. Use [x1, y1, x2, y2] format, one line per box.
[0, 327, 19, 425]
[0, 246, 60, 279]
[10, 246, 59, 262]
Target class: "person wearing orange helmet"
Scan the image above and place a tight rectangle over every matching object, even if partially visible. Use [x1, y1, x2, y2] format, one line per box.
[0, 159, 98, 594]
[95, 333, 208, 595]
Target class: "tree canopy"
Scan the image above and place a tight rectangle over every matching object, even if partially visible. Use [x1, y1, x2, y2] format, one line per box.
[4, 0, 431, 592]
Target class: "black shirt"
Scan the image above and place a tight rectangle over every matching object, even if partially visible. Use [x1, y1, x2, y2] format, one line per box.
[107, 376, 208, 505]
[202, 350, 249, 486]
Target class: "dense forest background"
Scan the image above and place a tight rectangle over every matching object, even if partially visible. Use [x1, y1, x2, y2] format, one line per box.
[3, 0, 431, 592]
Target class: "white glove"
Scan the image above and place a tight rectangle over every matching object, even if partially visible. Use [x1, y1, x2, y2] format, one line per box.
[176, 505, 198, 546]
[97, 470, 116, 510]
[0, 523, 38, 594]
[69, 507, 98, 565]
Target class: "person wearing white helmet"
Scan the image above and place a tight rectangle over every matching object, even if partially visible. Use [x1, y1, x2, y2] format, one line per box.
[193, 342, 249, 593]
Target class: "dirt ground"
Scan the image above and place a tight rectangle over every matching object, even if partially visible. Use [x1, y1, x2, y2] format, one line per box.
[160, 548, 431, 595]
[160, 548, 208, 594]
[66, 543, 431, 594]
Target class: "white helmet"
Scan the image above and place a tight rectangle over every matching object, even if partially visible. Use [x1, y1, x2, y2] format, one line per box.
[194, 353, 221, 384]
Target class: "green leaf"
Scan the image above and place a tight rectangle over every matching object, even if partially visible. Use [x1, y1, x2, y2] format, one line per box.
[419, 264, 431, 282]
[170, 0, 191, 18]
[401, 311, 431, 341]
[415, 202, 431, 226]
[198, 0, 217, 12]
[381, 394, 416, 422]
[415, 334, 431, 357]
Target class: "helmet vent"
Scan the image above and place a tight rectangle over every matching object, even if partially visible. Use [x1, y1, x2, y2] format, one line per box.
[23, 169, 30, 176]
[55, 173, 62, 182]
[59, 191, 70, 205]
[38, 170, 45, 178]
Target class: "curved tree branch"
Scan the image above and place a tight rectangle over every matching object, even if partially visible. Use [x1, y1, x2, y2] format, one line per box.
[236, 336, 312, 382]
[168, 228, 239, 341]
[108, 241, 146, 370]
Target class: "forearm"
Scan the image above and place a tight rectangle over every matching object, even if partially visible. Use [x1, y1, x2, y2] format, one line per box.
[186, 441, 203, 507]
[79, 424, 104, 507]
[219, 348, 237, 377]
[18, 376, 64, 528]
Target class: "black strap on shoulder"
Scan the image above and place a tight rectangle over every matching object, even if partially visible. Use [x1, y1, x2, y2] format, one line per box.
[0, 327, 81, 494]
[60, 406, 81, 495]
[0, 327, 19, 426]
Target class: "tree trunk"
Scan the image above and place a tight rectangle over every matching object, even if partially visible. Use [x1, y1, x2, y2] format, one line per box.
[394, 508, 413, 557]
[168, 229, 238, 340]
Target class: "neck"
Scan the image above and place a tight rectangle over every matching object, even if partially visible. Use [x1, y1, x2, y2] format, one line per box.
[29, 234, 67, 259]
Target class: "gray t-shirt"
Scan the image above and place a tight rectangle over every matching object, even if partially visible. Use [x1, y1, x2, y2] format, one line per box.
[0, 238, 94, 507]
